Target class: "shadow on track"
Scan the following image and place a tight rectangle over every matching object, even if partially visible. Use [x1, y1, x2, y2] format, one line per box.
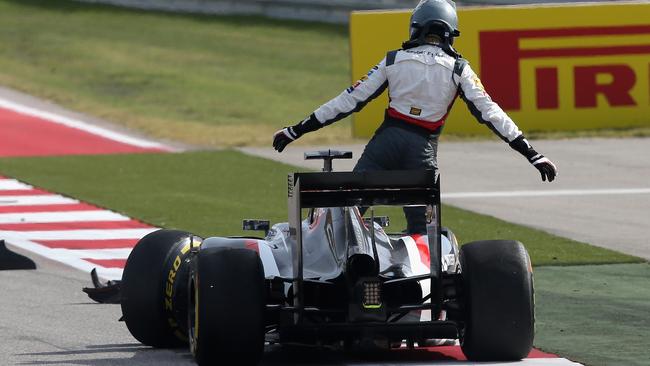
[17, 343, 461, 365]
[16, 343, 189, 366]
[261, 345, 460, 365]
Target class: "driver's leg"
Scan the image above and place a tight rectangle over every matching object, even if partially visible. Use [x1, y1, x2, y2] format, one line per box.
[402, 132, 439, 235]
[353, 121, 402, 216]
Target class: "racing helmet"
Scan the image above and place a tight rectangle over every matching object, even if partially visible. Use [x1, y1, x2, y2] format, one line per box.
[403, 0, 461, 57]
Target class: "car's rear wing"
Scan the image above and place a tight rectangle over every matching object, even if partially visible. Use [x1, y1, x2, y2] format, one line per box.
[288, 170, 439, 208]
[287, 169, 443, 324]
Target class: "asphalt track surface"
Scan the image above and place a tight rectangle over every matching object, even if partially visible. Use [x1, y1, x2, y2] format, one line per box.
[1, 251, 580, 366]
[242, 137, 650, 260]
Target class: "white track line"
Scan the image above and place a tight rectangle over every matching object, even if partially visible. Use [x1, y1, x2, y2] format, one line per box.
[0, 195, 79, 206]
[442, 188, 650, 199]
[4, 238, 125, 280]
[0, 179, 33, 190]
[524, 360, 583, 365]
[0, 210, 130, 224]
[0, 97, 170, 150]
[68, 248, 133, 259]
[0, 228, 156, 240]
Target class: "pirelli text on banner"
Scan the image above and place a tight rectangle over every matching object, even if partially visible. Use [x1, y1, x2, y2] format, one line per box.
[349, 2, 650, 137]
[480, 25, 650, 111]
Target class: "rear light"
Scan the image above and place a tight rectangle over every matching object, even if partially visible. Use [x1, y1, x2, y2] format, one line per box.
[363, 281, 382, 309]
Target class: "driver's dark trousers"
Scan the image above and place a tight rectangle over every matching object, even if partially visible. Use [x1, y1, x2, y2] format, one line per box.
[353, 113, 440, 234]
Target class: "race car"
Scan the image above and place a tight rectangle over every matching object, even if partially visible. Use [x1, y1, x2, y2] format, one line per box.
[118, 150, 534, 366]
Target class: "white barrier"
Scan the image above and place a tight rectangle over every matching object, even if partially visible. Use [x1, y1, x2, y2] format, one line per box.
[74, 0, 419, 24]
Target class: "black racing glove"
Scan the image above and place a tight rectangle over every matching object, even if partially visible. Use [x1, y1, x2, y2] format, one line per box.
[509, 135, 558, 182]
[272, 114, 322, 153]
[529, 154, 558, 182]
[272, 126, 299, 153]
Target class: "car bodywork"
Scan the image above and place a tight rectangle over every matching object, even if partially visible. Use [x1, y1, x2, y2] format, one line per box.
[192, 160, 462, 347]
[113, 150, 534, 365]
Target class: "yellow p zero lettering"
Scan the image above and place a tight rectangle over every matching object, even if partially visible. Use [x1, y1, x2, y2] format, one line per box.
[165, 247, 187, 311]
[163, 238, 198, 340]
[166, 281, 173, 296]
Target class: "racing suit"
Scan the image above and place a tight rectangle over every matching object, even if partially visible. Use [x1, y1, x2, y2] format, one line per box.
[274, 44, 555, 233]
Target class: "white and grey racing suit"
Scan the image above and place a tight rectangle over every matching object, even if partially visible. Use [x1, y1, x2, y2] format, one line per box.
[281, 44, 552, 233]
[311, 44, 523, 141]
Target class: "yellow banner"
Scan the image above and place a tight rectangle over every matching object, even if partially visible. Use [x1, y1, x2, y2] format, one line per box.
[349, 3, 650, 137]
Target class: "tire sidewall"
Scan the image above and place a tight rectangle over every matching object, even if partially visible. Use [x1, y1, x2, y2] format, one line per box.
[459, 240, 535, 361]
[189, 247, 266, 366]
[121, 229, 198, 348]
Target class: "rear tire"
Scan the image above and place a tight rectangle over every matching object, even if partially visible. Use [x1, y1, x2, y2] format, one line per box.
[189, 247, 265, 366]
[121, 229, 199, 348]
[459, 240, 534, 361]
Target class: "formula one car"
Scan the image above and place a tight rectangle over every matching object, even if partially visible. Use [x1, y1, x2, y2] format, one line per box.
[119, 150, 534, 366]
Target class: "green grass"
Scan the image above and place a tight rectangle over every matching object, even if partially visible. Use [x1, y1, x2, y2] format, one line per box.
[0, 151, 641, 267]
[535, 263, 650, 366]
[0, 0, 354, 147]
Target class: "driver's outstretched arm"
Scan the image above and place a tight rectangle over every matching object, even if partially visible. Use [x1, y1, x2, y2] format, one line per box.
[273, 59, 388, 152]
[457, 63, 558, 182]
